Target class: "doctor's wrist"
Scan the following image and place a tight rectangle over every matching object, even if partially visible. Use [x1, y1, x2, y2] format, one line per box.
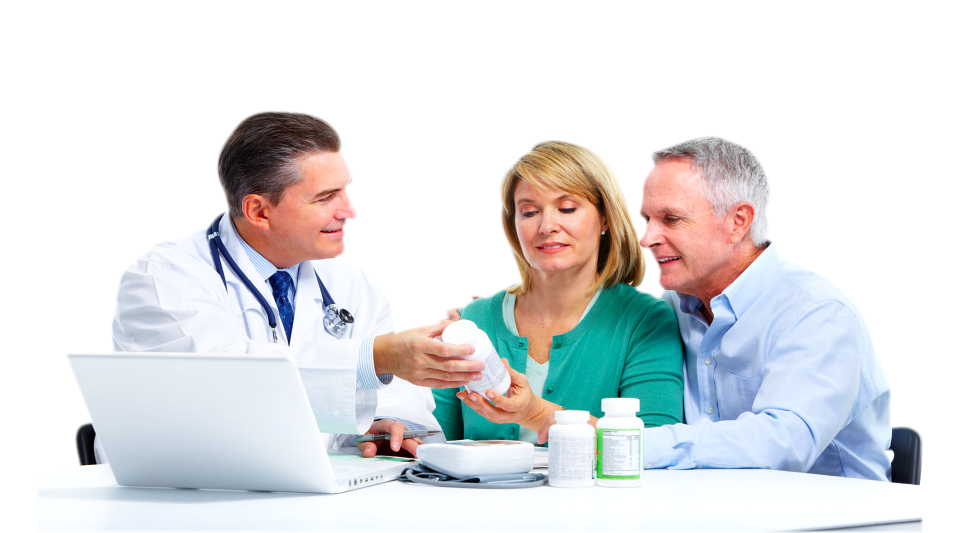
[371, 333, 398, 376]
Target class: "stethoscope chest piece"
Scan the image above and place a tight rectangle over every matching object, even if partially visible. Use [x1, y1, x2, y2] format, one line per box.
[323, 305, 354, 339]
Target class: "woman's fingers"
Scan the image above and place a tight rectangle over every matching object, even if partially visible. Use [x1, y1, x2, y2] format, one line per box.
[484, 389, 523, 413]
[502, 358, 530, 387]
[537, 414, 557, 444]
[457, 390, 510, 422]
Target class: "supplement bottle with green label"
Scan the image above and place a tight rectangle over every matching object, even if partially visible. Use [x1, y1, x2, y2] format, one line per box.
[596, 397, 643, 487]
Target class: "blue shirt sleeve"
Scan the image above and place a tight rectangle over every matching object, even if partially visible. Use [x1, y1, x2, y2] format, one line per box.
[645, 300, 863, 472]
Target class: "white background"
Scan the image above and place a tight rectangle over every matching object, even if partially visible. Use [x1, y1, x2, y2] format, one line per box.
[5, 1, 958, 530]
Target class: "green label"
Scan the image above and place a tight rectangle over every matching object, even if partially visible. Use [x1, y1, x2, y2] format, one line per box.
[596, 428, 642, 480]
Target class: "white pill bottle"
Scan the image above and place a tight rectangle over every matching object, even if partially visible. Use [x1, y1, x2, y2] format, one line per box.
[596, 397, 644, 487]
[440, 319, 510, 396]
[548, 410, 596, 488]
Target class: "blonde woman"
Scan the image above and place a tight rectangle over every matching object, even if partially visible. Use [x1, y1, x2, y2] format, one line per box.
[433, 141, 683, 443]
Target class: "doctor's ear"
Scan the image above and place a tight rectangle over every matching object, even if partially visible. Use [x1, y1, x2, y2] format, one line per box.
[241, 194, 274, 230]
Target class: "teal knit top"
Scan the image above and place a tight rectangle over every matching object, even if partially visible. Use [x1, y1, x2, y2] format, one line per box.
[432, 283, 684, 441]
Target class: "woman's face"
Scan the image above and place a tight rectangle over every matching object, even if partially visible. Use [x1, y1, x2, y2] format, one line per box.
[514, 180, 607, 277]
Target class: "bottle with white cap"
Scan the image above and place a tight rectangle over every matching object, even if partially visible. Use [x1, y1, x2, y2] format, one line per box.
[440, 319, 510, 396]
[596, 397, 643, 487]
[548, 410, 595, 488]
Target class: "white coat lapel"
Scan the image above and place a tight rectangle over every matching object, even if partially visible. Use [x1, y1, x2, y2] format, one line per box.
[291, 262, 325, 346]
[217, 215, 282, 339]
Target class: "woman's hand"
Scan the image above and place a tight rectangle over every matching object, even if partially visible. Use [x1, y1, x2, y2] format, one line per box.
[536, 413, 557, 444]
[536, 411, 599, 444]
[456, 358, 555, 431]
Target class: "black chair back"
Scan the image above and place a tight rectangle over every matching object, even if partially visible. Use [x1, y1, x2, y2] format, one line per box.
[890, 427, 921, 485]
[76, 423, 97, 466]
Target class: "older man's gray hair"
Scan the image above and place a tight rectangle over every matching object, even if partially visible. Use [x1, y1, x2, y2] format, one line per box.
[653, 137, 770, 247]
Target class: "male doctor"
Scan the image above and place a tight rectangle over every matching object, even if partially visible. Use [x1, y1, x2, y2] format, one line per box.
[111, 112, 482, 459]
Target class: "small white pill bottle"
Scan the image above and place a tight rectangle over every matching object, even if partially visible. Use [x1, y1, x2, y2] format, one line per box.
[440, 319, 510, 396]
[548, 410, 596, 488]
[596, 397, 644, 487]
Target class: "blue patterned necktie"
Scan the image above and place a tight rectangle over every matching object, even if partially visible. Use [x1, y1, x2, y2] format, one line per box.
[268, 271, 295, 343]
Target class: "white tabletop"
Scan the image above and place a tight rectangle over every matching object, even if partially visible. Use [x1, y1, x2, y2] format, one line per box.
[39, 465, 921, 531]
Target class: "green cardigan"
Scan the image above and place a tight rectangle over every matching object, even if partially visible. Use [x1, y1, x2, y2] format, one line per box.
[432, 283, 683, 441]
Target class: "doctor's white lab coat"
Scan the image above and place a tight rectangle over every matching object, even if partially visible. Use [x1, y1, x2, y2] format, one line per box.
[111, 214, 439, 452]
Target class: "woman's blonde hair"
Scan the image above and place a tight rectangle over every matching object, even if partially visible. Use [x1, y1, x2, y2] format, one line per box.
[501, 141, 644, 295]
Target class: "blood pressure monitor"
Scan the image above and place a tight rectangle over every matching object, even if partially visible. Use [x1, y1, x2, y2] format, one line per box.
[416, 440, 535, 478]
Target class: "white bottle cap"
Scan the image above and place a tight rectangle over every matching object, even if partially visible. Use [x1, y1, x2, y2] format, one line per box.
[601, 397, 640, 416]
[441, 319, 482, 345]
[554, 410, 590, 424]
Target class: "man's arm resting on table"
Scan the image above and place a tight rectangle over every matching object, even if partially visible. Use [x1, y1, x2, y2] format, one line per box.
[645, 301, 862, 471]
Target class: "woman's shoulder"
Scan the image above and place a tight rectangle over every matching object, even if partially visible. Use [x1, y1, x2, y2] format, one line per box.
[604, 283, 671, 308]
[602, 284, 676, 322]
[459, 290, 508, 323]
[594, 285, 681, 348]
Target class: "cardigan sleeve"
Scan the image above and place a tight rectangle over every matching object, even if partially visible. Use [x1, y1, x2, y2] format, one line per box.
[619, 297, 684, 428]
[431, 386, 465, 441]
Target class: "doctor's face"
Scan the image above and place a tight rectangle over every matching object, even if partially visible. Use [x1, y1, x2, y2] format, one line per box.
[266, 151, 357, 265]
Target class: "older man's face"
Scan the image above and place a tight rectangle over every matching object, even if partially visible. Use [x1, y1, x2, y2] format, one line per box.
[639, 158, 735, 299]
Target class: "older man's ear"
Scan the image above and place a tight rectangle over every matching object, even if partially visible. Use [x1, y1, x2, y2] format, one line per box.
[728, 202, 756, 244]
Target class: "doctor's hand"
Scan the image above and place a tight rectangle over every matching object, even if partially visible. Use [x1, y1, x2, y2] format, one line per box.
[373, 321, 484, 389]
[357, 419, 423, 458]
[457, 358, 555, 431]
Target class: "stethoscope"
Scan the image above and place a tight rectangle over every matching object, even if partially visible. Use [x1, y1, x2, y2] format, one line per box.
[206, 214, 354, 342]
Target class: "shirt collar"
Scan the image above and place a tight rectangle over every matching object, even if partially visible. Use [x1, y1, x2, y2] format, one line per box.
[722, 243, 782, 319]
[232, 219, 299, 286]
[676, 243, 783, 321]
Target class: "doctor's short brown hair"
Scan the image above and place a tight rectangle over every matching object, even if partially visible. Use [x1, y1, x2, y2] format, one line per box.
[501, 141, 644, 295]
[218, 112, 341, 217]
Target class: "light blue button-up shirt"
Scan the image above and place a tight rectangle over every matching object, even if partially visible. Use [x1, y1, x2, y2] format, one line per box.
[644, 245, 891, 481]
[235, 226, 388, 391]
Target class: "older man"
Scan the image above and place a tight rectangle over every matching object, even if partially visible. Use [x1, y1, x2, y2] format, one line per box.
[639, 137, 891, 480]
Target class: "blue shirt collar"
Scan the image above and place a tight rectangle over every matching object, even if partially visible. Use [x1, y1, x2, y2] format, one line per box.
[720, 244, 782, 319]
[231, 219, 299, 287]
[676, 243, 783, 321]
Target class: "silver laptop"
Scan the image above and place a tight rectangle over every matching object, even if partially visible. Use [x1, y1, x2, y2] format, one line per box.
[69, 351, 411, 493]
